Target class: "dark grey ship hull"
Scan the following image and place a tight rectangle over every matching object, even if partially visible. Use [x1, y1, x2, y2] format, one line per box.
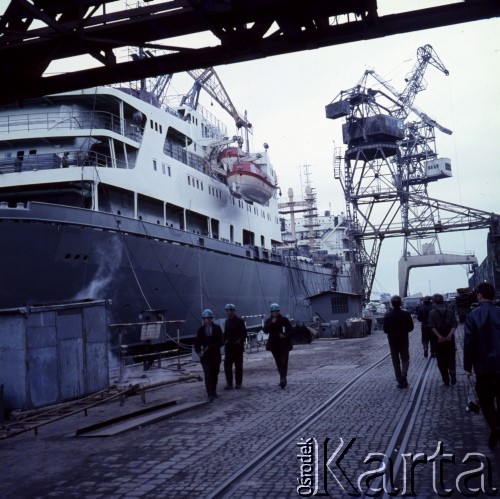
[0, 202, 333, 354]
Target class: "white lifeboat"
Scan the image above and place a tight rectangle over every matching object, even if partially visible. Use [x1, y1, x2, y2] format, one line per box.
[217, 146, 244, 171]
[226, 161, 276, 204]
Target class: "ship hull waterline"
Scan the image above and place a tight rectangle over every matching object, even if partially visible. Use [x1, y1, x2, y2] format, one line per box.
[0, 202, 332, 363]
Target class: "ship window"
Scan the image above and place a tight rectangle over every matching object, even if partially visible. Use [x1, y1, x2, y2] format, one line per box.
[162, 163, 166, 174]
[155, 122, 158, 131]
[159, 125, 163, 134]
[168, 166, 171, 176]
[153, 160, 157, 171]
[200, 183, 203, 191]
[29, 149, 36, 155]
[188, 176, 191, 185]
[196, 180, 199, 189]
[150, 119, 154, 129]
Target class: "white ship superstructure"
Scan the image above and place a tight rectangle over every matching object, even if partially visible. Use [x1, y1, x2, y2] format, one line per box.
[0, 72, 334, 363]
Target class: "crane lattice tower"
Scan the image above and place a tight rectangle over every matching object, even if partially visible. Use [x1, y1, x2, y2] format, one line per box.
[326, 45, 491, 300]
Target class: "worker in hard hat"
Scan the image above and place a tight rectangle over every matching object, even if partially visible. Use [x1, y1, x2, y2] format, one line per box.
[263, 303, 293, 388]
[223, 303, 247, 390]
[194, 309, 224, 402]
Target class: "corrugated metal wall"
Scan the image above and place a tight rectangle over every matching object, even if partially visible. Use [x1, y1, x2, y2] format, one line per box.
[0, 300, 110, 411]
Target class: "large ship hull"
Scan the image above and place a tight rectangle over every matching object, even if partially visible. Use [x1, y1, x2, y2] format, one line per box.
[0, 202, 333, 364]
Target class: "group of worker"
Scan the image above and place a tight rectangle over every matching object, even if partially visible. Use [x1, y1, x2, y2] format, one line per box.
[193, 303, 293, 402]
[383, 281, 500, 448]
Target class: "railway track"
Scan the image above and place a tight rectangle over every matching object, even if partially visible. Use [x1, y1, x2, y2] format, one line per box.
[0, 386, 132, 439]
[207, 340, 436, 498]
[0, 374, 200, 440]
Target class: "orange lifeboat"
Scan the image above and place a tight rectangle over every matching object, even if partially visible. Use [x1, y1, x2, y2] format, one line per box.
[217, 147, 244, 171]
[226, 161, 276, 204]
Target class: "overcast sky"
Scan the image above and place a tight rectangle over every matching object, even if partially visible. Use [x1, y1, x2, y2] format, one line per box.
[39, 1, 500, 298]
[206, 10, 500, 298]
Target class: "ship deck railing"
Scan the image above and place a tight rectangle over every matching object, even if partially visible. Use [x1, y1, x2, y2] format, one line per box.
[0, 110, 144, 143]
[0, 150, 131, 173]
[165, 95, 228, 137]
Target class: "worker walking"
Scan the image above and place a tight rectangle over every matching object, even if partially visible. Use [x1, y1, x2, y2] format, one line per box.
[263, 303, 293, 388]
[463, 282, 500, 448]
[428, 293, 458, 386]
[383, 295, 414, 388]
[223, 303, 247, 390]
[417, 296, 435, 358]
[194, 309, 224, 402]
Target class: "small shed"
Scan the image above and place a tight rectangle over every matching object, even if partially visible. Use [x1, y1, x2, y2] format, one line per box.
[308, 290, 363, 338]
[0, 299, 111, 412]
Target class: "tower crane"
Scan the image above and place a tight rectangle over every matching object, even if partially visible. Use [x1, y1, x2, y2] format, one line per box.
[326, 44, 497, 301]
[131, 48, 173, 106]
[184, 68, 252, 130]
[181, 67, 253, 152]
[389, 44, 450, 123]
[363, 46, 454, 274]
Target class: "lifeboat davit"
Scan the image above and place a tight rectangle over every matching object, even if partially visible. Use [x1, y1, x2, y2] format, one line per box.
[226, 161, 276, 204]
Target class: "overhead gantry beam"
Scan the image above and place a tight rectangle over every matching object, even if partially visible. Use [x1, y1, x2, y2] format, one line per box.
[0, 0, 500, 105]
[398, 253, 479, 298]
[355, 195, 498, 241]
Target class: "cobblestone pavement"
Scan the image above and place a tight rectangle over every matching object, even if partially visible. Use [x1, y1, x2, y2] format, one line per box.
[1, 324, 499, 498]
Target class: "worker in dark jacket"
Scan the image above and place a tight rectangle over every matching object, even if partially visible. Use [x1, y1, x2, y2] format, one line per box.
[428, 293, 458, 387]
[417, 296, 435, 358]
[464, 282, 500, 448]
[383, 295, 414, 388]
[194, 309, 224, 402]
[223, 303, 247, 390]
[264, 303, 293, 388]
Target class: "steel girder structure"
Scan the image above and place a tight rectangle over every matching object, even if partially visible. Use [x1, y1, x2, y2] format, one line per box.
[341, 155, 496, 301]
[1, 0, 500, 106]
[326, 53, 497, 301]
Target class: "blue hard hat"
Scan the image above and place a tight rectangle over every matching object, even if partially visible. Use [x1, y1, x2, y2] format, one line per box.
[269, 303, 280, 312]
[202, 309, 214, 318]
[224, 303, 236, 310]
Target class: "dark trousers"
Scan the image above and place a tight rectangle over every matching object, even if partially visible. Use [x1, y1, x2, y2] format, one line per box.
[389, 342, 409, 384]
[421, 326, 434, 354]
[435, 339, 456, 384]
[224, 344, 244, 386]
[476, 373, 500, 432]
[200, 354, 221, 396]
[271, 349, 289, 380]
